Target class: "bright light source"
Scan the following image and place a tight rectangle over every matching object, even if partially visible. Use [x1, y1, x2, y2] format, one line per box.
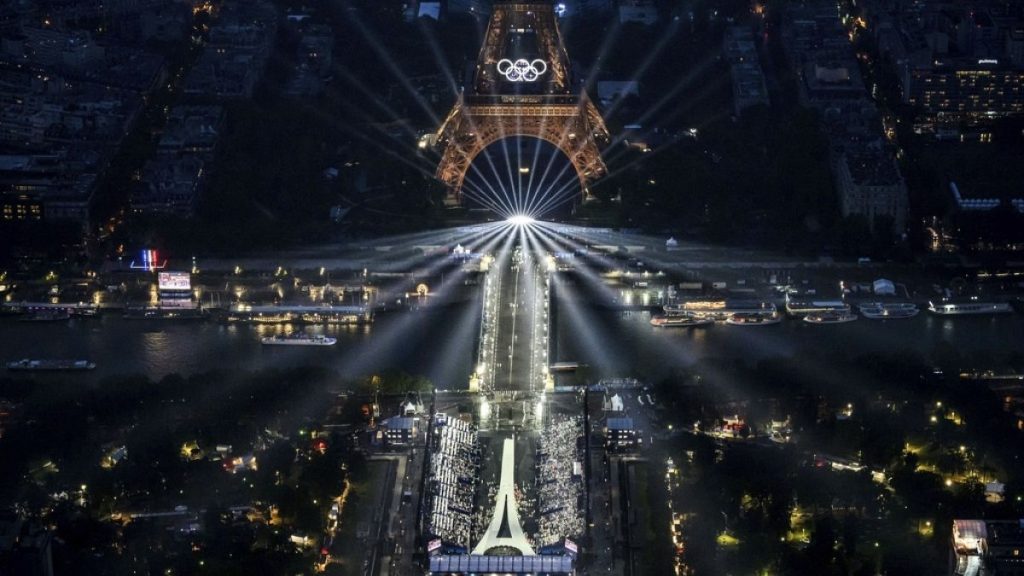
[507, 215, 536, 226]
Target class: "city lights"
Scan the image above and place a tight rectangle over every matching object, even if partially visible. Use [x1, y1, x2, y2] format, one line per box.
[6, 0, 1024, 573]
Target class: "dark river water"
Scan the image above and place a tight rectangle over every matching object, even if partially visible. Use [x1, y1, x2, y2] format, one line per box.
[0, 304, 482, 387]
[2, 286, 1023, 387]
[554, 305, 1024, 378]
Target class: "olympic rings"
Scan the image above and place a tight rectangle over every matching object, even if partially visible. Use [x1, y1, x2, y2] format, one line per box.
[496, 58, 548, 82]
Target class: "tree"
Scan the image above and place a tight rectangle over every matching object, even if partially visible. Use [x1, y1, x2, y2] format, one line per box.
[806, 515, 838, 571]
[836, 214, 873, 256]
[301, 446, 347, 503]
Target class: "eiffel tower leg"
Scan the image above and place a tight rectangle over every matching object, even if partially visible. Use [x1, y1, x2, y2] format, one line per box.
[433, 5, 609, 212]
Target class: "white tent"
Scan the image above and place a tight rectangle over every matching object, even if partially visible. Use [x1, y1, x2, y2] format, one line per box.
[609, 393, 625, 412]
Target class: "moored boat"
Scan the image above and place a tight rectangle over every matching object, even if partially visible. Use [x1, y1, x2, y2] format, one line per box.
[803, 311, 858, 324]
[123, 306, 208, 320]
[70, 307, 100, 318]
[785, 298, 850, 317]
[664, 300, 776, 322]
[725, 312, 783, 326]
[927, 300, 1014, 316]
[549, 362, 580, 373]
[18, 311, 71, 322]
[650, 315, 714, 328]
[260, 333, 337, 346]
[857, 302, 919, 320]
[226, 304, 371, 325]
[7, 359, 96, 371]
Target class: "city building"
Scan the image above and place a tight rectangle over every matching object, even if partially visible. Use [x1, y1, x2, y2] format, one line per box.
[834, 147, 908, 229]
[379, 416, 419, 446]
[1008, 28, 1024, 67]
[132, 155, 205, 217]
[618, 0, 657, 26]
[597, 80, 640, 107]
[285, 24, 333, 97]
[125, 104, 225, 219]
[803, 58, 867, 103]
[950, 518, 1024, 576]
[156, 106, 225, 158]
[783, 3, 908, 233]
[113, 3, 191, 44]
[723, 27, 770, 116]
[0, 19, 166, 232]
[0, 156, 44, 221]
[903, 58, 1024, 132]
[183, 1, 277, 100]
[857, 0, 1024, 134]
[38, 173, 95, 223]
[605, 416, 638, 450]
[0, 153, 97, 225]
[0, 514, 54, 576]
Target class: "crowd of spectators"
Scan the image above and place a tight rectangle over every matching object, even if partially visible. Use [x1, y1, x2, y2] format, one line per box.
[472, 476, 534, 544]
[535, 415, 585, 546]
[425, 414, 480, 549]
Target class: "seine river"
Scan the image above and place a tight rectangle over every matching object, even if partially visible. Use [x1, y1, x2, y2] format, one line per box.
[2, 296, 1023, 386]
[555, 306, 1024, 379]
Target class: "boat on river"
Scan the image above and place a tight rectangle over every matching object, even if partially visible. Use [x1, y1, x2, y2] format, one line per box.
[858, 302, 919, 320]
[260, 333, 337, 346]
[7, 359, 96, 371]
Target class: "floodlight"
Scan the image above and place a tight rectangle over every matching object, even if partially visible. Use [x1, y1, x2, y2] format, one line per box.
[507, 215, 536, 226]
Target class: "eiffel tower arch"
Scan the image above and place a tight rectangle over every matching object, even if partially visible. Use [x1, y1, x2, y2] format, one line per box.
[434, 2, 609, 209]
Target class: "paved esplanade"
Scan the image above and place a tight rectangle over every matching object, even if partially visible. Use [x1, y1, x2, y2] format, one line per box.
[471, 437, 535, 555]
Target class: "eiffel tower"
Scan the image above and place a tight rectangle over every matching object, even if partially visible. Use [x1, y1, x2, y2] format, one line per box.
[434, 2, 609, 208]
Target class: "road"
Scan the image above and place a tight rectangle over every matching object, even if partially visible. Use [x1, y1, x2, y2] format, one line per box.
[491, 245, 539, 393]
[373, 453, 418, 576]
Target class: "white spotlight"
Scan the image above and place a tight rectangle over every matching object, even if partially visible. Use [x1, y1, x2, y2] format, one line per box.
[507, 215, 536, 226]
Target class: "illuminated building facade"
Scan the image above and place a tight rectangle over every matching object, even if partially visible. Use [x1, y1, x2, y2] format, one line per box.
[1, 194, 42, 221]
[605, 416, 638, 450]
[904, 59, 1024, 132]
[950, 519, 1024, 576]
[0, 154, 94, 225]
[378, 416, 418, 447]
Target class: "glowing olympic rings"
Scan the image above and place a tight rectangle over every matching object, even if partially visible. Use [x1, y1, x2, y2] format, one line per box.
[496, 58, 548, 82]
